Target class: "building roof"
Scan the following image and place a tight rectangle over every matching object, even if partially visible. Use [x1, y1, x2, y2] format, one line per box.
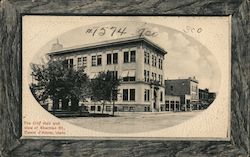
[165, 77, 199, 84]
[48, 36, 167, 56]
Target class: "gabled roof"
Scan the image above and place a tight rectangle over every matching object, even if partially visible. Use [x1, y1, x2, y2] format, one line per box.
[48, 36, 167, 56]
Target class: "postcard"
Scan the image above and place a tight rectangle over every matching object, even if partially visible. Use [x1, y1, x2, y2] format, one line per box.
[22, 16, 231, 140]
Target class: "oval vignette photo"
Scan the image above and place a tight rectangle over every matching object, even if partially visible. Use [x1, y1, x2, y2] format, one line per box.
[22, 16, 231, 140]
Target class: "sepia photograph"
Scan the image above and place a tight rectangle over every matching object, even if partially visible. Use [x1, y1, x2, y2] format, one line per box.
[22, 16, 230, 139]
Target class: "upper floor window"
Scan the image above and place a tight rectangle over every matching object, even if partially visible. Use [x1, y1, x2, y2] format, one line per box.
[124, 51, 129, 63]
[152, 55, 155, 66]
[158, 74, 163, 85]
[107, 53, 118, 65]
[158, 58, 163, 69]
[66, 58, 73, 68]
[144, 70, 150, 82]
[107, 54, 112, 65]
[144, 51, 150, 64]
[152, 72, 157, 81]
[130, 89, 135, 101]
[77, 57, 87, 69]
[124, 50, 136, 63]
[113, 53, 118, 64]
[144, 89, 150, 101]
[91, 56, 97, 66]
[83, 57, 87, 67]
[77, 57, 82, 68]
[97, 55, 102, 66]
[130, 50, 136, 62]
[154, 56, 157, 67]
[170, 85, 174, 91]
[123, 89, 129, 101]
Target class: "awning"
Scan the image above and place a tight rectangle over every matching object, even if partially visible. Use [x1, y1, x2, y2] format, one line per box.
[89, 73, 97, 79]
[121, 71, 129, 77]
[128, 70, 136, 77]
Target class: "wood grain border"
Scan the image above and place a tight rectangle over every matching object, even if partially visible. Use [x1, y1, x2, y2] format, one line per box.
[0, 0, 249, 156]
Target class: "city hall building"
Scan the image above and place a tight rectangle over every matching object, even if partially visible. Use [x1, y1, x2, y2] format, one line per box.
[48, 36, 167, 113]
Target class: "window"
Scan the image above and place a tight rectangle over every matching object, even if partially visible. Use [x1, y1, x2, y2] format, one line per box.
[144, 70, 151, 82]
[165, 100, 169, 111]
[154, 56, 157, 67]
[108, 71, 118, 80]
[144, 51, 150, 64]
[114, 71, 118, 79]
[92, 56, 96, 66]
[123, 89, 135, 101]
[170, 85, 173, 91]
[144, 106, 150, 112]
[124, 51, 129, 63]
[123, 77, 129, 82]
[108, 53, 118, 65]
[107, 54, 112, 65]
[158, 58, 161, 69]
[91, 106, 95, 111]
[77, 57, 82, 68]
[160, 91, 163, 102]
[77, 57, 87, 68]
[130, 50, 136, 62]
[113, 53, 118, 64]
[158, 75, 163, 85]
[124, 50, 136, 63]
[123, 77, 135, 82]
[66, 59, 74, 68]
[83, 57, 87, 67]
[144, 89, 150, 101]
[106, 106, 111, 112]
[147, 71, 150, 82]
[123, 106, 128, 111]
[97, 55, 102, 65]
[130, 89, 135, 101]
[159, 58, 163, 69]
[152, 55, 155, 66]
[152, 72, 154, 80]
[123, 89, 128, 101]
[129, 77, 135, 81]
[129, 106, 134, 112]
[171, 101, 175, 110]
[97, 106, 101, 111]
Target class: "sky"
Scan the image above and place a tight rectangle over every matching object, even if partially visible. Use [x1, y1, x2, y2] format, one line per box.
[33, 21, 221, 92]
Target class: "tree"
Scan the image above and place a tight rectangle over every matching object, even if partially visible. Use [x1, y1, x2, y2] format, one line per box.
[90, 71, 121, 115]
[30, 59, 90, 111]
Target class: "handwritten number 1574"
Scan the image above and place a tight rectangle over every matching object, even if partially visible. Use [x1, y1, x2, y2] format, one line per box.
[86, 27, 127, 36]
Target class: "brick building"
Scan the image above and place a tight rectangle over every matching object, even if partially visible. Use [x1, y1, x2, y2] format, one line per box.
[165, 77, 199, 111]
[199, 88, 216, 109]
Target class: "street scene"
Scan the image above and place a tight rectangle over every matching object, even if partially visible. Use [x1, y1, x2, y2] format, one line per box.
[29, 21, 218, 134]
[63, 111, 202, 133]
